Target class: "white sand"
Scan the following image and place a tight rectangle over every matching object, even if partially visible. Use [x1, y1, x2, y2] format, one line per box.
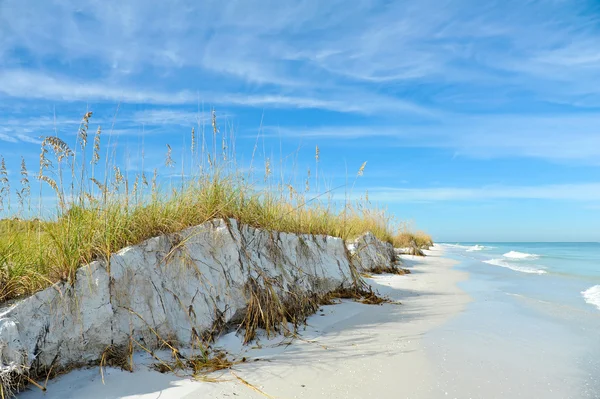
[21, 246, 470, 399]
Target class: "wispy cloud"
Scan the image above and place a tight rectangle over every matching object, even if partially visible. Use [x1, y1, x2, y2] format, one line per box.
[8, 0, 600, 112]
[270, 112, 600, 162]
[1, 0, 599, 118]
[0, 132, 18, 143]
[361, 183, 600, 203]
[131, 109, 212, 126]
[0, 69, 428, 115]
[0, 113, 86, 144]
[0, 70, 198, 104]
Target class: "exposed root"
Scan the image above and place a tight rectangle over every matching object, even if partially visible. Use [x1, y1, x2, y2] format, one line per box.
[0, 370, 26, 399]
[367, 263, 411, 275]
[326, 286, 391, 305]
[200, 308, 228, 344]
[281, 291, 321, 328]
[240, 274, 329, 344]
[0, 363, 65, 398]
[153, 348, 234, 376]
[100, 341, 134, 383]
[241, 276, 286, 344]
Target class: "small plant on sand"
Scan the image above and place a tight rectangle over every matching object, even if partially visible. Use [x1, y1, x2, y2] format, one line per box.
[393, 224, 433, 256]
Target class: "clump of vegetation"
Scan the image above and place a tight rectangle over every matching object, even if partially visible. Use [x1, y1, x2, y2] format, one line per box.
[0, 111, 397, 304]
[366, 263, 411, 275]
[392, 225, 433, 257]
[326, 285, 391, 305]
[240, 274, 389, 344]
[393, 231, 433, 249]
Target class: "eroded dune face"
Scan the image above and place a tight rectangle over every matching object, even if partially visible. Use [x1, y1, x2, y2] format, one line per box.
[0, 218, 394, 392]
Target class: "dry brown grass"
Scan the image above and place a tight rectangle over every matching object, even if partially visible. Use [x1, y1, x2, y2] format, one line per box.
[367, 264, 411, 275]
[326, 286, 391, 305]
[392, 229, 433, 256]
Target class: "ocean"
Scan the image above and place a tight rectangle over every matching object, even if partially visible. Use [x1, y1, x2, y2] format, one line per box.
[426, 242, 600, 398]
[440, 242, 600, 313]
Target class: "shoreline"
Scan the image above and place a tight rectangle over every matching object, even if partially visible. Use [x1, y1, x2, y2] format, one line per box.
[21, 245, 471, 399]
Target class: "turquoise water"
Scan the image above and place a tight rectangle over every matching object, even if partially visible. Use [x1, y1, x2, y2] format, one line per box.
[441, 242, 600, 312]
[429, 242, 600, 398]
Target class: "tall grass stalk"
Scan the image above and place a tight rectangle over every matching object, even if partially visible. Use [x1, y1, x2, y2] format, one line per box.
[0, 112, 398, 304]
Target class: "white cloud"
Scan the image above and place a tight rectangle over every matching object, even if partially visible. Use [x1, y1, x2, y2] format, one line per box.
[0, 132, 18, 143]
[13, 135, 42, 145]
[2, 0, 597, 110]
[0, 70, 197, 104]
[131, 110, 212, 126]
[0, 112, 87, 144]
[0, 69, 432, 115]
[270, 113, 600, 162]
[0, 0, 599, 156]
[361, 183, 600, 203]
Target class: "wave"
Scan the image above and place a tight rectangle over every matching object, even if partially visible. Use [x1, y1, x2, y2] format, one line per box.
[503, 251, 540, 260]
[466, 244, 486, 252]
[443, 244, 492, 252]
[582, 285, 600, 311]
[440, 243, 471, 249]
[483, 258, 547, 275]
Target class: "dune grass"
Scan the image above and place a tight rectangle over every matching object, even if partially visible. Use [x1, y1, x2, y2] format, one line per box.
[393, 231, 433, 248]
[392, 229, 434, 256]
[0, 111, 398, 304]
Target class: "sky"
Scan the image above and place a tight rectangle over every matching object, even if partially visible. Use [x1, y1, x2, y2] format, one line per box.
[1, 0, 600, 242]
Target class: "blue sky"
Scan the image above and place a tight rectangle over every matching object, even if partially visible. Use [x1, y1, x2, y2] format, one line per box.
[1, 0, 600, 242]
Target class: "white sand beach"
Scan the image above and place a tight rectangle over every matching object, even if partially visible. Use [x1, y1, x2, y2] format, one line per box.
[20, 246, 471, 399]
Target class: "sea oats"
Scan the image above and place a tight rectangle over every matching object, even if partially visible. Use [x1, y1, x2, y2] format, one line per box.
[90, 178, 108, 195]
[151, 168, 158, 194]
[79, 111, 93, 151]
[357, 161, 367, 177]
[166, 144, 175, 168]
[92, 126, 102, 165]
[191, 127, 196, 155]
[45, 136, 73, 161]
[19, 157, 30, 211]
[0, 156, 9, 212]
[264, 158, 272, 182]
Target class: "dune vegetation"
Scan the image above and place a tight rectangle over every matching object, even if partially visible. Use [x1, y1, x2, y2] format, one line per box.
[392, 228, 434, 256]
[0, 111, 423, 305]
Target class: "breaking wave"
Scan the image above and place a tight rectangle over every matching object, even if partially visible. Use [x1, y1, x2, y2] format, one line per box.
[466, 244, 486, 252]
[582, 285, 600, 311]
[503, 251, 540, 260]
[483, 258, 547, 275]
[444, 244, 493, 252]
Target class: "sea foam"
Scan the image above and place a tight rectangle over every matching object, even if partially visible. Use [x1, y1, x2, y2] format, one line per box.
[466, 244, 486, 252]
[582, 285, 600, 311]
[503, 251, 540, 260]
[483, 258, 547, 275]
[444, 244, 490, 252]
